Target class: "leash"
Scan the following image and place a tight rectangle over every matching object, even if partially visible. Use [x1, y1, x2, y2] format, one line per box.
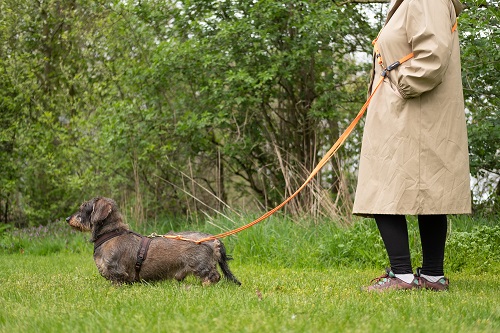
[163, 19, 459, 245]
[161, 72, 386, 245]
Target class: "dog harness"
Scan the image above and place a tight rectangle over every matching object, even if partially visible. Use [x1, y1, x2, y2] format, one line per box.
[93, 229, 127, 251]
[93, 230, 152, 282]
[134, 236, 152, 281]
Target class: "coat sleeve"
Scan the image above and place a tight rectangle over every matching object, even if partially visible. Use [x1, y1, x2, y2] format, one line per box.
[397, 0, 456, 99]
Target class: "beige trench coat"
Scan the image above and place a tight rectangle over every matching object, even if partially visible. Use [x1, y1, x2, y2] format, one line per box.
[353, 0, 472, 216]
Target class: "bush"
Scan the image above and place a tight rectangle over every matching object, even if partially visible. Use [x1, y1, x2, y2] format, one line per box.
[446, 225, 500, 273]
[316, 221, 387, 268]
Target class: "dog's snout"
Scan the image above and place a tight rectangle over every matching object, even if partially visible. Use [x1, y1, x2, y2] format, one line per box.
[66, 216, 71, 223]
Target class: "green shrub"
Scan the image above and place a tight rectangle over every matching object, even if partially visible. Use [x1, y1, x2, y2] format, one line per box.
[446, 225, 500, 273]
[316, 221, 387, 268]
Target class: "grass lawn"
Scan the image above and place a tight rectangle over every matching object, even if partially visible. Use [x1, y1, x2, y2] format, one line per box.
[0, 253, 498, 333]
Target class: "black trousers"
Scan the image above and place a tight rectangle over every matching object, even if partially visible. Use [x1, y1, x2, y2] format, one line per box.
[374, 214, 447, 276]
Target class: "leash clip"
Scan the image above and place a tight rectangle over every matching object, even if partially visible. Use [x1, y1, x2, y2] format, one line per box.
[387, 60, 401, 71]
[381, 60, 401, 78]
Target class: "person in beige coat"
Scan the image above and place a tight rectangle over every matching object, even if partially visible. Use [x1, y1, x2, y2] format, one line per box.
[353, 0, 471, 291]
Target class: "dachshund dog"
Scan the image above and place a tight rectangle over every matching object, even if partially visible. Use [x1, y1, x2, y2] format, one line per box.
[66, 197, 240, 285]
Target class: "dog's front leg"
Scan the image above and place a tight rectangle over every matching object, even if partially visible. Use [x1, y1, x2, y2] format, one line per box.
[107, 264, 132, 283]
[95, 255, 132, 283]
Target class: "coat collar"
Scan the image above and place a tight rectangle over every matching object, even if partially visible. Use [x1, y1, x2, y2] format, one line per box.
[385, 0, 404, 25]
[451, 0, 464, 15]
[385, 0, 464, 25]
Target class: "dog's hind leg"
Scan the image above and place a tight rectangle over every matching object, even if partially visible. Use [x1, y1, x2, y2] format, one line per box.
[192, 261, 221, 285]
[199, 269, 221, 286]
[174, 269, 189, 282]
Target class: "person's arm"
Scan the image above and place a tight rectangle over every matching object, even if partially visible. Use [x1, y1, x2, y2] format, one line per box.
[396, 0, 455, 98]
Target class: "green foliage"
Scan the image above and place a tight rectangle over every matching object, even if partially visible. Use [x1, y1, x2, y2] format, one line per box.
[446, 225, 500, 273]
[0, 222, 89, 255]
[460, 0, 500, 213]
[0, 0, 498, 226]
[224, 216, 500, 273]
[221, 217, 388, 269]
[316, 221, 388, 268]
[0, 0, 114, 225]
[0, 224, 12, 251]
[0, 0, 378, 225]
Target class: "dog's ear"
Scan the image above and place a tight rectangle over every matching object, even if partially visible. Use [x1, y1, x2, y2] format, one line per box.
[91, 198, 113, 225]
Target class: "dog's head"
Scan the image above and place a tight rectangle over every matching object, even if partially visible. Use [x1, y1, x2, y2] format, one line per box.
[66, 197, 116, 232]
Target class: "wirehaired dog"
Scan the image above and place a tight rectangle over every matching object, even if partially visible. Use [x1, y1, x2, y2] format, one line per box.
[66, 197, 240, 285]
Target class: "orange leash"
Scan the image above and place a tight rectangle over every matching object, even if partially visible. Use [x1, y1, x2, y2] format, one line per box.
[163, 59, 403, 244]
[163, 20, 459, 245]
[165, 74, 387, 244]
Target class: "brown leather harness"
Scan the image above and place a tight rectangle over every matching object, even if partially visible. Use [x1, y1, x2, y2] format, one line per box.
[134, 236, 152, 281]
[93, 230, 152, 282]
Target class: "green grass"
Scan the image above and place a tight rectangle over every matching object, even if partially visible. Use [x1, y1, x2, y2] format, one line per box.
[0, 215, 499, 332]
[0, 255, 498, 333]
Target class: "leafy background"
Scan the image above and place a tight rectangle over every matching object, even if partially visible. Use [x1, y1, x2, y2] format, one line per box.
[0, 0, 498, 227]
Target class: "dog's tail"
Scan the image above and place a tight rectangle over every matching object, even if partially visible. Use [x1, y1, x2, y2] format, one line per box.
[216, 240, 241, 285]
